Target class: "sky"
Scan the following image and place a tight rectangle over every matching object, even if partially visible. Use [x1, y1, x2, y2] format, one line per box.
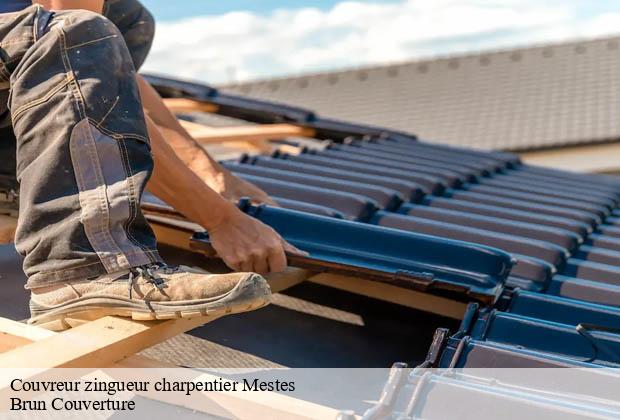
[140, 0, 620, 85]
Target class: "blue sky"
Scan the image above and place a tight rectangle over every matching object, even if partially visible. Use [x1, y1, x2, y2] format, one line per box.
[142, 0, 394, 21]
[140, 1, 620, 84]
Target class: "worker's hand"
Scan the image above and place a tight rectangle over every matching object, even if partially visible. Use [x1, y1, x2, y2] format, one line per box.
[207, 206, 306, 274]
[206, 169, 278, 206]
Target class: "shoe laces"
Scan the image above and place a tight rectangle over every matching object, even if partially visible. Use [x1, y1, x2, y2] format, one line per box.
[128, 263, 179, 298]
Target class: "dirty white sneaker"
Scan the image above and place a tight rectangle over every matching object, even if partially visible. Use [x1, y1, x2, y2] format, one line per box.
[28, 263, 271, 325]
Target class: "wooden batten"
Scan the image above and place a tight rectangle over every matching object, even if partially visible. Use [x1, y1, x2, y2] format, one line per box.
[0, 215, 16, 244]
[0, 315, 226, 368]
[147, 215, 198, 251]
[163, 98, 219, 114]
[179, 120, 316, 145]
[520, 141, 620, 174]
[308, 273, 468, 319]
[0, 318, 346, 419]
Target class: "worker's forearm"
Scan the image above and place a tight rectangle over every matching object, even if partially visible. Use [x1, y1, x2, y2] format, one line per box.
[35, 0, 104, 12]
[145, 115, 237, 231]
[138, 75, 278, 206]
[137, 75, 224, 179]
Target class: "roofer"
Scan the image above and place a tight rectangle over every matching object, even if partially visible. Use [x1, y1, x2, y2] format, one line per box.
[0, 0, 302, 325]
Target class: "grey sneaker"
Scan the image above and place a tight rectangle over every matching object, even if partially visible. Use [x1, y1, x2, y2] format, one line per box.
[28, 263, 271, 326]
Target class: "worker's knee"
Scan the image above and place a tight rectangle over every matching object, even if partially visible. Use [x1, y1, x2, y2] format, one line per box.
[59, 9, 126, 53]
[124, 5, 155, 69]
[103, 0, 156, 69]
[46, 9, 145, 135]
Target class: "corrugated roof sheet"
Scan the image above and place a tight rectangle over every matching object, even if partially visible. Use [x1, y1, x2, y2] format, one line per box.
[221, 35, 620, 152]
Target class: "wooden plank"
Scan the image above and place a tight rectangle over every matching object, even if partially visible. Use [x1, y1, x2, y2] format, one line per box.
[0, 317, 55, 341]
[149, 215, 197, 251]
[0, 215, 16, 244]
[0, 317, 54, 353]
[0, 318, 348, 419]
[179, 120, 273, 153]
[163, 98, 219, 114]
[277, 144, 306, 155]
[179, 120, 316, 145]
[204, 143, 258, 161]
[0, 315, 225, 368]
[223, 140, 275, 154]
[263, 267, 310, 293]
[115, 356, 345, 420]
[0, 334, 32, 353]
[189, 374, 345, 420]
[520, 142, 620, 174]
[309, 273, 467, 319]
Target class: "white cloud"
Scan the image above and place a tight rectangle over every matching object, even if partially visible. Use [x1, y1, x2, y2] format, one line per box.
[580, 13, 620, 38]
[142, 0, 620, 84]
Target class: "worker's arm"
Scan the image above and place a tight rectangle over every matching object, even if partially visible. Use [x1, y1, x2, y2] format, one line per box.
[146, 114, 302, 274]
[35, 0, 104, 13]
[37, 2, 274, 205]
[137, 75, 277, 206]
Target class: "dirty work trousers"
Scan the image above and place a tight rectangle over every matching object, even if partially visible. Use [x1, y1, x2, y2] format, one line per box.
[0, 0, 162, 288]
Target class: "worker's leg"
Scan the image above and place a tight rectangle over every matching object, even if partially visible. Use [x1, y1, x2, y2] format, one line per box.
[0, 0, 155, 198]
[0, 11, 18, 198]
[3, 6, 269, 324]
[9, 6, 161, 288]
[103, 0, 154, 70]
[0, 0, 156, 208]
[0, 127, 17, 194]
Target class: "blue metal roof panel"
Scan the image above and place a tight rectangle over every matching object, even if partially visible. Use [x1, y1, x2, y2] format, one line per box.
[573, 245, 620, 266]
[251, 156, 426, 200]
[507, 289, 620, 328]
[191, 204, 514, 304]
[223, 161, 403, 210]
[372, 211, 568, 268]
[446, 190, 601, 228]
[267, 197, 345, 219]
[330, 141, 493, 177]
[419, 197, 591, 238]
[468, 310, 620, 366]
[400, 204, 581, 251]
[232, 173, 378, 221]
[548, 275, 620, 307]
[439, 336, 595, 368]
[284, 153, 451, 192]
[463, 184, 611, 217]
[564, 258, 620, 285]
[315, 148, 478, 184]
[145, 75, 620, 370]
[329, 142, 490, 178]
[364, 139, 511, 171]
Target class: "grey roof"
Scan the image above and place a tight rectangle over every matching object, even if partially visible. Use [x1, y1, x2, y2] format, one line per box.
[221, 35, 620, 152]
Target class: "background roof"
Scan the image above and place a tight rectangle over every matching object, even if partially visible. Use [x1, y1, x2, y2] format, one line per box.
[221, 35, 620, 152]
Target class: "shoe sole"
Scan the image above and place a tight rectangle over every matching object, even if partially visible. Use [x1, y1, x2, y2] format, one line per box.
[28, 274, 271, 330]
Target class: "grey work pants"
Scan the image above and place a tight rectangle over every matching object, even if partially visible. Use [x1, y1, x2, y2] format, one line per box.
[0, 0, 162, 288]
